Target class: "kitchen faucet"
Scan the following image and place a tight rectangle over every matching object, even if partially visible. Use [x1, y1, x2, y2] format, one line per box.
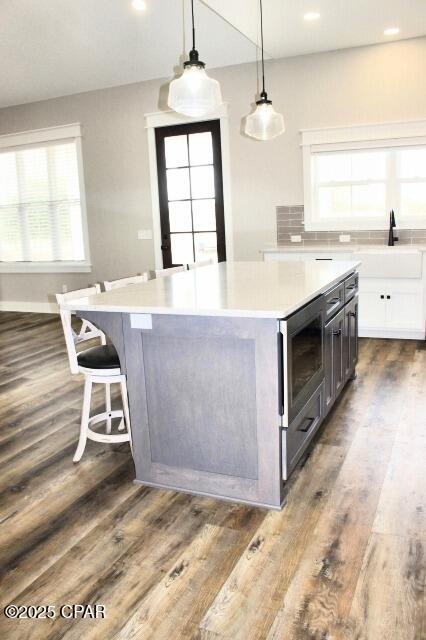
[388, 210, 398, 246]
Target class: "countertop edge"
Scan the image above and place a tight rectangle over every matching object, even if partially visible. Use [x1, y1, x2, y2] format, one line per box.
[66, 263, 360, 320]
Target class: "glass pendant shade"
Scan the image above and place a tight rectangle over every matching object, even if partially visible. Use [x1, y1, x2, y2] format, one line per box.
[245, 101, 285, 141]
[168, 65, 222, 117]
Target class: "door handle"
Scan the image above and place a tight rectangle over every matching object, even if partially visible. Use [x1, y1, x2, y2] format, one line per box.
[328, 297, 340, 305]
[349, 312, 356, 318]
[346, 284, 356, 290]
[297, 417, 315, 433]
[333, 329, 342, 336]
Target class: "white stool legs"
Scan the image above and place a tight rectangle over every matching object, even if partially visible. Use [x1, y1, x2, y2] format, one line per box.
[119, 375, 133, 455]
[105, 383, 112, 434]
[73, 372, 132, 463]
[73, 377, 92, 463]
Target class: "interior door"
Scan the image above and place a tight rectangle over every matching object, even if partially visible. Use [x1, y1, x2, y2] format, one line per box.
[155, 120, 226, 267]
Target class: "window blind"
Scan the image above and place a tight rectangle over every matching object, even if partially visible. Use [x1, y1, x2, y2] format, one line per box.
[0, 140, 85, 262]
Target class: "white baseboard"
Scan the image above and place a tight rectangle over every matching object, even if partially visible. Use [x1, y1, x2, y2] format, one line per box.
[0, 301, 59, 314]
[359, 327, 425, 340]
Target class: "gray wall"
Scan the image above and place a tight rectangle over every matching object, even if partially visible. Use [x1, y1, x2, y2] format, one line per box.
[1, 37, 426, 304]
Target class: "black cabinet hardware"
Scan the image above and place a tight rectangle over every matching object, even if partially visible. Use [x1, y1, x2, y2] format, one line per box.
[297, 417, 315, 433]
[387, 295, 391, 299]
[349, 311, 356, 317]
[328, 297, 341, 305]
[346, 284, 356, 290]
[380, 295, 385, 299]
[316, 258, 333, 261]
[333, 329, 342, 336]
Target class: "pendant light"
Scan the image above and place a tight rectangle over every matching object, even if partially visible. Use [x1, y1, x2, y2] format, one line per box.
[168, 0, 222, 117]
[245, 0, 285, 141]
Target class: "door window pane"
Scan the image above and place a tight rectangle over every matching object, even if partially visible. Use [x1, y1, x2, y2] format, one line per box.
[171, 233, 194, 264]
[192, 199, 216, 231]
[166, 168, 190, 200]
[169, 201, 192, 232]
[352, 183, 386, 217]
[165, 135, 188, 168]
[400, 182, 426, 216]
[189, 132, 213, 166]
[190, 166, 215, 199]
[194, 232, 217, 262]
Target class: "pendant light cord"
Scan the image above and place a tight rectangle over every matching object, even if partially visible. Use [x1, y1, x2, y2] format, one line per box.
[260, 0, 266, 96]
[191, 0, 196, 51]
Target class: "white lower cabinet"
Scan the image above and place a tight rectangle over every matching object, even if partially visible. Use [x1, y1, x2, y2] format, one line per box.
[358, 279, 424, 338]
[263, 248, 426, 339]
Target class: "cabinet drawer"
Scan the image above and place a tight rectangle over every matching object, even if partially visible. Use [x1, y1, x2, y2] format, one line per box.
[282, 383, 323, 479]
[344, 273, 358, 301]
[324, 282, 345, 319]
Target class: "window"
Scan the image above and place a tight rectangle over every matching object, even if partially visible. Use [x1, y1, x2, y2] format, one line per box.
[0, 124, 90, 271]
[302, 121, 426, 231]
[155, 120, 226, 266]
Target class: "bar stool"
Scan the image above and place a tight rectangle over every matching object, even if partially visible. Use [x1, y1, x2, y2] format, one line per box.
[155, 265, 187, 278]
[56, 285, 132, 462]
[188, 258, 215, 270]
[104, 272, 148, 291]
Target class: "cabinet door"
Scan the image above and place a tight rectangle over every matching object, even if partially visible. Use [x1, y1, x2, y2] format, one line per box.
[358, 292, 386, 329]
[323, 319, 334, 414]
[385, 292, 424, 330]
[332, 309, 345, 399]
[345, 296, 358, 378]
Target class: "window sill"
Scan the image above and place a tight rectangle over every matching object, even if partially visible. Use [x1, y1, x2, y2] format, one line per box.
[0, 261, 92, 274]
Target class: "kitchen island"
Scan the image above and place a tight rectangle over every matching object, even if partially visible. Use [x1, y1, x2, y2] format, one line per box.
[64, 261, 360, 509]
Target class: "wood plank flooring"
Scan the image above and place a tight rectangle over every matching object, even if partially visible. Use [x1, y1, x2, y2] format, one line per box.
[0, 311, 424, 640]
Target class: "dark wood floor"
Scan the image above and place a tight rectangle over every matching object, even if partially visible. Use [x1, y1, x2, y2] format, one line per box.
[0, 311, 424, 640]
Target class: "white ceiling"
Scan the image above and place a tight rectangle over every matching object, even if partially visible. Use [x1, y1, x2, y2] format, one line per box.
[1, 0, 425, 109]
[0, 0, 257, 109]
[203, 0, 426, 58]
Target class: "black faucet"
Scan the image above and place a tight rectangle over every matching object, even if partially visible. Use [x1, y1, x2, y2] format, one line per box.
[388, 210, 398, 246]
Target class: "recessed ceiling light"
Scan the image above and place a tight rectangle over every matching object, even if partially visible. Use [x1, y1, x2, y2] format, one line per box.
[304, 11, 320, 21]
[384, 27, 400, 36]
[132, 0, 146, 10]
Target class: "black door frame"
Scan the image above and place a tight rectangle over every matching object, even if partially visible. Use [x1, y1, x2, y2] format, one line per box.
[155, 119, 226, 267]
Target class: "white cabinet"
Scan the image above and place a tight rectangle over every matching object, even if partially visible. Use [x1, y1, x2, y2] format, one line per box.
[263, 248, 426, 339]
[358, 292, 387, 329]
[355, 278, 424, 338]
[387, 293, 424, 330]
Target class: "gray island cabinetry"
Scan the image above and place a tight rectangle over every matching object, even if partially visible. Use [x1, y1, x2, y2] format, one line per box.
[66, 261, 359, 509]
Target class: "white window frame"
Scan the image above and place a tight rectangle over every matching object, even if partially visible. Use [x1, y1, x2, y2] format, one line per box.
[0, 123, 91, 273]
[145, 104, 234, 269]
[301, 120, 426, 231]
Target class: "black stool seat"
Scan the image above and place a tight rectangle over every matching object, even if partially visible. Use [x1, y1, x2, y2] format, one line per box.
[77, 345, 120, 370]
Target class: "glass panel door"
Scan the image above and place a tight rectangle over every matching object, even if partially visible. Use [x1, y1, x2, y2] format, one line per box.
[155, 120, 226, 267]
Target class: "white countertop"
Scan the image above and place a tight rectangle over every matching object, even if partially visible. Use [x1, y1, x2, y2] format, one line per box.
[63, 261, 360, 319]
[263, 244, 426, 253]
